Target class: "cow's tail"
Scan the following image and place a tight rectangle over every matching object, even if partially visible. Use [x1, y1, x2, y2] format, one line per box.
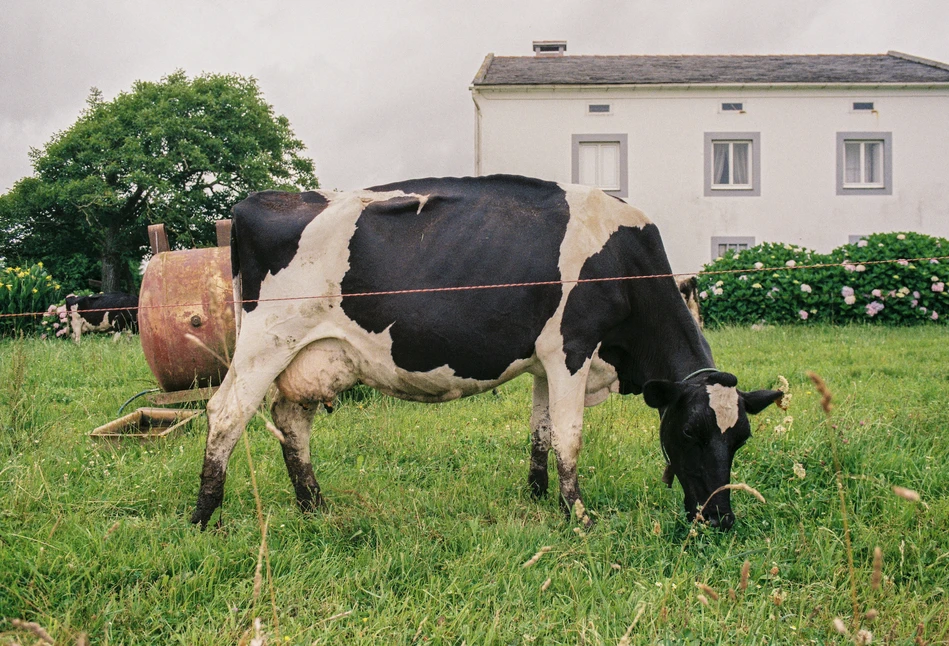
[230, 219, 243, 339]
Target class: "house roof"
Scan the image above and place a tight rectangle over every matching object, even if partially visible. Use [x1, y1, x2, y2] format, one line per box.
[472, 51, 949, 87]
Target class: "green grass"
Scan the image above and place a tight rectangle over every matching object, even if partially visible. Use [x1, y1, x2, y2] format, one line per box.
[1, 326, 947, 644]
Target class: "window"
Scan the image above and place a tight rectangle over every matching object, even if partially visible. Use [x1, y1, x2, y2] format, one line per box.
[711, 236, 755, 260]
[721, 102, 744, 111]
[704, 132, 760, 197]
[572, 134, 628, 197]
[836, 132, 892, 195]
[853, 102, 874, 111]
[712, 141, 752, 188]
[844, 141, 883, 187]
[588, 104, 611, 114]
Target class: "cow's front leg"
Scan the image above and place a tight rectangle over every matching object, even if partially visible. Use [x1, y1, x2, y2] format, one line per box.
[528, 375, 552, 498]
[546, 367, 593, 526]
[271, 392, 323, 513]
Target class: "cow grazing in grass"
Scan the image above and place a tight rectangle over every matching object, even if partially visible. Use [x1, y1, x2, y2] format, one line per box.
[191, 175, 782, 530]
[65, 292, 139, 343]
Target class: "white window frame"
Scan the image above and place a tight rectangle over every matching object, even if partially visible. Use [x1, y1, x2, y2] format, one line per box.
[571, 134, 628, 198]
[842, 140, 884, 188]
[836, 132, 892, 196]
[704, 132, 760, 197]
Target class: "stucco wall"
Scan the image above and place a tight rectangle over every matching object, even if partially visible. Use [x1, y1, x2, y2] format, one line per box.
[472, 86, 949, 272]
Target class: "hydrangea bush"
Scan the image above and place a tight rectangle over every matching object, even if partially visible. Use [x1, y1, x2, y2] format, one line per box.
[0, 262, 64, 337]
[696, 232, 948, 326]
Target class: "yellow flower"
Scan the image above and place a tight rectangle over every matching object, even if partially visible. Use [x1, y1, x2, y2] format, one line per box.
[46, 276, 52, 281]
[37, 261, 43, 268]
[32, 288, 38, 293]
[54, 284, 61, 290]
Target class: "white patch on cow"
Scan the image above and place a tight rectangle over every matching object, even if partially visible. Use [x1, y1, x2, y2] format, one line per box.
[706, 383, 739, 433]
[68, 307, 113, 343]
[534, 184, 650, 395]
[584, 352, 619, 407]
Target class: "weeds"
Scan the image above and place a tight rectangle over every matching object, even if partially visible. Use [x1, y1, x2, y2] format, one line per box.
[1, 326, 947, 644]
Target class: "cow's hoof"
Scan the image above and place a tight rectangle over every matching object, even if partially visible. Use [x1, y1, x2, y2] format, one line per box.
[297, 491, 324, 514]
[528, 471, 549, 498]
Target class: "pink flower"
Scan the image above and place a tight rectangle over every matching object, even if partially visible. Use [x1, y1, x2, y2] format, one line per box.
[856, 265, 866, 272]
[857, 240, 868, 247]
[841, 286, 854, 297]
[933, 282, 945, 293]
[786, 260, 796, 268]
[801, 284, 812, 293]
[898, 259, 909, 266]
[933, 311, 940, 321]
[871, 289, 882, 298]
[843, 263, 856, 272]
[699, 291, 708, 300]
[911, 300, 918, 307]
[844, 295, 856, 305]
[931, 259, 940, 264]
[914, 291, 921, 299]
[799, 310, 809, 320]
[866, 301, 885, 317]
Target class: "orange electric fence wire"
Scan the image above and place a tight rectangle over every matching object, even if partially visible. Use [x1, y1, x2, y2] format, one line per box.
[3, 254, 948, 320]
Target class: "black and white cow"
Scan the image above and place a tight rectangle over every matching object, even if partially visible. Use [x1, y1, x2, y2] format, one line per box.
[65, 292, 139, 343]
[191, 175, 782, 530]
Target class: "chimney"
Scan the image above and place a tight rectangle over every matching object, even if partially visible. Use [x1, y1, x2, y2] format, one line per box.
[533, 40, 567, 57]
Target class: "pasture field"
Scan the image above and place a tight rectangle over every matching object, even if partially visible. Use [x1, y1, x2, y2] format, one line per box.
[1, 326, 947, 645]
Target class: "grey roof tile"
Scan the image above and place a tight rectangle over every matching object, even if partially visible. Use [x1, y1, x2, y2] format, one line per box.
[472, 53, 949, 86]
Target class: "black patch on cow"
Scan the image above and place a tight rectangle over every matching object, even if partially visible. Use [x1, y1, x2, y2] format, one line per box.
[341, 175, 569, 381]
[232, 190, 330, 313]
[560, 224, 713, 390]
[66, 292, 139, 330]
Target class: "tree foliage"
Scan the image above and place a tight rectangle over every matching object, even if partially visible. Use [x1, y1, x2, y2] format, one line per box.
[0, 71, 317, 292]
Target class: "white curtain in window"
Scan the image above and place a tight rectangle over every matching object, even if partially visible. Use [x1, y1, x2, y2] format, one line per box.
[713, 143, 729, 185]
[845, 142, 861, 183]
[599, 143, 620, 190]
[733, 143, 749, 185]
[578, 144, 598, 186]
[865, 142, 881, 184]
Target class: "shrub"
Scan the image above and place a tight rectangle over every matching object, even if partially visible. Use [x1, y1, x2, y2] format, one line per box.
[697, 232, 948, 326]
[0, 262, 65, 337]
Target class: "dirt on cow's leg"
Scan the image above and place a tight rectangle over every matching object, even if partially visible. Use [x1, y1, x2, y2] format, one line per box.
[191, 461, 226, 528]
[272, 393, 323, 513]
[528, 375, 551, 498]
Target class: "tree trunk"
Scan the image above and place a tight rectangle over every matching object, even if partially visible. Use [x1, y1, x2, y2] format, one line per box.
[100, 224, 122, 292]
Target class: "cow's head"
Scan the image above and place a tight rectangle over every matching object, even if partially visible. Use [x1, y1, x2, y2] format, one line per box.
[643, 370, 782, 530]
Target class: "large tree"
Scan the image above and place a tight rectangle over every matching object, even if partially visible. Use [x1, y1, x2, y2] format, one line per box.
[0, 71, 317, 292]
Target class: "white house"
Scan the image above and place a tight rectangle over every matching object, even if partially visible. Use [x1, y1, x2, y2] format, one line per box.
[470, 43, 949, 272]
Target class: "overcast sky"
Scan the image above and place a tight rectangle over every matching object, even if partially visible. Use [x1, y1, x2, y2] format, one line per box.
[2, 0, 948, 195]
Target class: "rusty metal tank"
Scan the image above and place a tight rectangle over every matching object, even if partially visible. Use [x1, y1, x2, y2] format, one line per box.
[139, 222, 236, 393]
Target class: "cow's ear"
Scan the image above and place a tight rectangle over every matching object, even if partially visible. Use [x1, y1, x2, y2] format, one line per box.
[643, 380, 682, 409]
[741, 389, 784, 415]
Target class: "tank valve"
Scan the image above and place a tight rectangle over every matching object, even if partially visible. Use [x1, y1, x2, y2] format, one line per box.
[190, 315, 203, 328]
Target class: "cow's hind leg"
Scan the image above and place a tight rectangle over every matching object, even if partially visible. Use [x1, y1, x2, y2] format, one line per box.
[271, 392, 322, 512]
[528, 375, 552, 498]
[192, 351, 288, 528]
